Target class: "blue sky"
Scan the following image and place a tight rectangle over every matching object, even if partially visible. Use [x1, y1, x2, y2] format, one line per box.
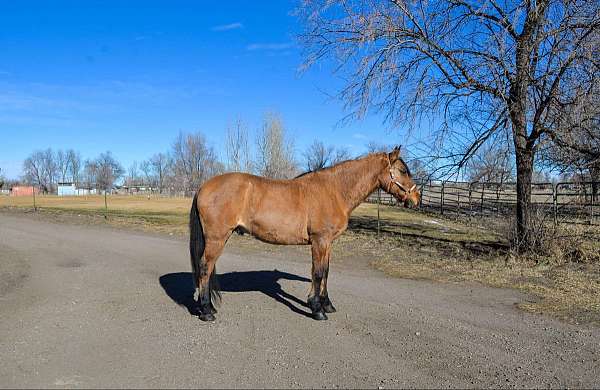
[0, 0, 410, 179]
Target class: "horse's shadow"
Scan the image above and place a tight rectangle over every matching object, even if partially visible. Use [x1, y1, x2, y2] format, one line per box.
[159, 270, 313, 318]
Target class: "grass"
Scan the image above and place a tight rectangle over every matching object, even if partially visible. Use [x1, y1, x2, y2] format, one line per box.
[1, 194, 599, 325]
[354, 203, 600, 325]
[0, 194, 190, 213]
[0, 194, 190, 235]
[351, 203, 503, 246]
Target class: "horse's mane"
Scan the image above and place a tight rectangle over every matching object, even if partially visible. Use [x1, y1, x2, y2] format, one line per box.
[399, 158, 411, 176]
[295, 152, 411, 179]
[294, 153, 376, 179]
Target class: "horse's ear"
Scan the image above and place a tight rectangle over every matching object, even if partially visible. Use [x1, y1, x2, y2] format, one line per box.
[389, 147, 400, 162]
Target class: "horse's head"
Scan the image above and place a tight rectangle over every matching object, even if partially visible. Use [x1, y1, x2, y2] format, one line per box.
[378, 147, 420, 208]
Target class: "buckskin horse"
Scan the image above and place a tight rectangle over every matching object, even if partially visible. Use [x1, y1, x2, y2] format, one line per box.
[189, 147, 420, 321]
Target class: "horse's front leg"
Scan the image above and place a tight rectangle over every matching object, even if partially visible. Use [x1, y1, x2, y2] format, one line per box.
[308, 236, 333, 320]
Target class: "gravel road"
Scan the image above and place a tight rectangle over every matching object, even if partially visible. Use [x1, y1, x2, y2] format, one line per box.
[1, 211, 599, 388]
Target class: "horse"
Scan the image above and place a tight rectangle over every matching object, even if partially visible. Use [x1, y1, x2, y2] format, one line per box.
[189, 146, 420, 321]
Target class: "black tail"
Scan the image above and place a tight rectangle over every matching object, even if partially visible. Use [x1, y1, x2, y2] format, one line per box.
[189, 193, 204, 289]
[189, 193, 221, 304]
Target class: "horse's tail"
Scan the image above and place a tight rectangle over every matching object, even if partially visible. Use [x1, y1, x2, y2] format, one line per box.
[189, 193, 221, 304]
[189, 192, 204, 289]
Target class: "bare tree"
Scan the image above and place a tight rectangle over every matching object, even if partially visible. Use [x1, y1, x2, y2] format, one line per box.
[532, 169, 551, 182]
[82, 159, 98, 190]
[304, 140, 334, 171]
[298, 0, 600, 248]
[303, 140, 352, 171]
[67, 150, 81, 185]
[149, 153, 170, 194]
[140, 160, 152, 188]
[408, 159, 430, 184]
[52, 149, 81, 184]
[94, 152, 124, 192]
[0, 167, 4, 190]
[332, 146, 352, 164]
[56, 150, 69, 183]
[366, 142, 396, 154]
[543, 82, 600, 175]
[255, 113, 298, 179]
[225, 119, 252, 173]
[126, 161, 140, 187]
[171, 131, 220, 194]
[467, 144, 514, 184]
[23, 148, 58, 193]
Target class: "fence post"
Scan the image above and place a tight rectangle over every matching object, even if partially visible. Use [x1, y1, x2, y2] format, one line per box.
[468, 182, 473, 218]
[440, 182, 445, 215]
[591, 185, 595, 225]
[495, 184, 500, 216]
[480, 184, 485, 213]
[32, 185, 37, 211]
[553, 183, 558, 226]
[104, 190, 108, 219]
[377, 188, 381, 236]
[593, 181, 598, 220]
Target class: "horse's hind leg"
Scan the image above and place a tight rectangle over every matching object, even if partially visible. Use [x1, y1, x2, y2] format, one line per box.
[308, 236, 332, 320]
[320, 257, 336, 314]
[197, 239, 225, 321]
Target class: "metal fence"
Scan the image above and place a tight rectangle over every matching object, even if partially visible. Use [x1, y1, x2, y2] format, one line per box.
[366, 180, 600, 225]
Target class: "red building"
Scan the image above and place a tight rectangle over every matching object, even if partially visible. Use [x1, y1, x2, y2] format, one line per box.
[10, 186, 40, 197]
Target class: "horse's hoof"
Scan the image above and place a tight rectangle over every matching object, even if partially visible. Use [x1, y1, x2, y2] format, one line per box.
[313, 311, 328, 321]
[199, 313, 216, 322]
[323, 303, 337, 313]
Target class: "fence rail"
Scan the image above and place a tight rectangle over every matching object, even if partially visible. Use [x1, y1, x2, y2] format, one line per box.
[366, 180, 600, 225]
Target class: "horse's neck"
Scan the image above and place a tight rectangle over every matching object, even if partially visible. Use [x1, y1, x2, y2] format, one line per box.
[332, 155, 384, 213]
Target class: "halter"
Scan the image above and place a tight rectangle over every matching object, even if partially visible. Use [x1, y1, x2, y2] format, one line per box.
[390, 171, 417, 194]
[386, 156, 417, 195]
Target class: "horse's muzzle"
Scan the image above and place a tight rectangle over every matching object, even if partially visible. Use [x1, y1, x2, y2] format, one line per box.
[403, 191, 421, 209]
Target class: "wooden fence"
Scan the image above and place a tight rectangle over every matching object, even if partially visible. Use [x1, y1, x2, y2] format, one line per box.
[366, 180, 600, 225]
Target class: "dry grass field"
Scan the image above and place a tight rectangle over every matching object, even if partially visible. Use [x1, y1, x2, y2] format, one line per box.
[0, 194, 191, 235]
[1, 194, 599, 325]
[0, 194, 190, 214]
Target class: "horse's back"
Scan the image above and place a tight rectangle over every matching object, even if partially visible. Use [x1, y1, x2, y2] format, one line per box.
[197, 173, 310, 244]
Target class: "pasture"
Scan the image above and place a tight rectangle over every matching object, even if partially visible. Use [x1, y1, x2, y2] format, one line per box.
[1, 194, 598, 325]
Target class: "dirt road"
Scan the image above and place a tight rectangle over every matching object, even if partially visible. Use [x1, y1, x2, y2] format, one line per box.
[1, 211, 599, 388]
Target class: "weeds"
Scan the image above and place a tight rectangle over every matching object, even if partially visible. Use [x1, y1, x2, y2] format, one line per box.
[505, 205, 600, 266]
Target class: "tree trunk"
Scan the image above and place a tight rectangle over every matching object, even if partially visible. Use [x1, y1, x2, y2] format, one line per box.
[515, 148, 534, 250]
[509, 87, 534, 251]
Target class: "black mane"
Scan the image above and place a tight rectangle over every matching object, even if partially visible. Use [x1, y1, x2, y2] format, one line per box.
[399, 158, 412, 177]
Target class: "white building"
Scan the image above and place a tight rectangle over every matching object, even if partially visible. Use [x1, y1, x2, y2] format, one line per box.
[57, 182, 97, 196]
[57, 182, 76, 196]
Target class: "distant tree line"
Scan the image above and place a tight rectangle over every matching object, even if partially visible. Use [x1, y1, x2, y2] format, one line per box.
[13, 112, 435, 196]
[13, 113, 328, 195]
[22, 148, 82, 193]
[21, 148, 123, 194]
[10, 110, 595, 197]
